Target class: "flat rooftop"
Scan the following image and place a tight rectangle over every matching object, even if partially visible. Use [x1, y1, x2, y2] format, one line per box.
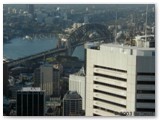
[88, 43, 155, 57]
[101, 43, 155, 51]
[63, 91, 82, 100]
[20, 87, 43, 92]
[100, 43, 155, 57]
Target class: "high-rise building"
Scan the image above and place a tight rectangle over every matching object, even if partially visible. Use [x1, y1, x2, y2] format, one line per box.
[33, 68, 40, 87]
[52, 68, 60, 97]
[26, 4, 34, 15]
[69, 67, 86, 110]
[40, 64, 60, 98]
[86, 43, 155, 116]
[63, 91, 82, 116]
[16, 87, 45, 116]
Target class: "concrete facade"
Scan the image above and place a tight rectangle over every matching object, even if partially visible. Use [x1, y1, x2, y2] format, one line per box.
[40, 64, 60, 98]
[69, 74, 85, 110]
[85, 43, 155, 116]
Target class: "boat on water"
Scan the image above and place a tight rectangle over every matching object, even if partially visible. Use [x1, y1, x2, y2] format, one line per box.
[23, 35, 32, 40]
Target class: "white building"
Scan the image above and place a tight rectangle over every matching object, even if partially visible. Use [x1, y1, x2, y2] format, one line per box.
[69, 67, 86, 110]
[133, 35, 155, 48]
[86, 43, 155, 116]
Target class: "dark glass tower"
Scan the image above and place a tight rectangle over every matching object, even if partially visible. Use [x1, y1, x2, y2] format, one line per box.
[16, 87, 45, 116]
[63, 91, 82, 116]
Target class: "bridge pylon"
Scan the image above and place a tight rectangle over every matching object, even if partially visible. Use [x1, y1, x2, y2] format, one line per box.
[66, 47, 75, 56]
[64, 38, 73, 56]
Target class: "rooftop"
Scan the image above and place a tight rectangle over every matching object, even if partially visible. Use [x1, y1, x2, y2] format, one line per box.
[41, 63, 53, 67]
[63, 91, 82, 100]
[135, 35, 154, 41]
[99, 43, 155, 57]
[74, 66, 85, 76]
[20, 87, 43, 92]
[101, 43, 155, 51]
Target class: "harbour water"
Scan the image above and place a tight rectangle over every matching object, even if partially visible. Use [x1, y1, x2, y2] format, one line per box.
[3, 37, 84, 60]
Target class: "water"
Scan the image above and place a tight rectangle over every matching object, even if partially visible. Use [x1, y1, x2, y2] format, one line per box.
[72, 45, 84, 61]
[3, 37, 84, 60]
[3, 37, 58, 60]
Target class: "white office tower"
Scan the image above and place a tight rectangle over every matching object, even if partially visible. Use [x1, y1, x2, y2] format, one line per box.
[69, 67, 86, 110]
[86, 43, 155, 116]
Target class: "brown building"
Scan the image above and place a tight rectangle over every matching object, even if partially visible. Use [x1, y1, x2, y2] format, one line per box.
[40, 64, 60, 99]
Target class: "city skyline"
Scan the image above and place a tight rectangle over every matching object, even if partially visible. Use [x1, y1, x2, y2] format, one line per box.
[3, 4, 155, 116]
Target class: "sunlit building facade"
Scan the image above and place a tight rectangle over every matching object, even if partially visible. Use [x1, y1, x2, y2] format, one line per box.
[86, 43, 155, 116]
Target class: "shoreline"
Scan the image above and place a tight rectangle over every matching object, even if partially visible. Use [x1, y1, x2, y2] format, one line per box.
[4, 32, 59, 44]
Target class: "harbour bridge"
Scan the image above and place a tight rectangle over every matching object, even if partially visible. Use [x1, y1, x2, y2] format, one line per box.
[7, 23, 113, 68]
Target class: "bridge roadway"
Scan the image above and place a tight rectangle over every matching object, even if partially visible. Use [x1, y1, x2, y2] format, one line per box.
[7, 47, 67, 68]
[7, 37, 109, 68]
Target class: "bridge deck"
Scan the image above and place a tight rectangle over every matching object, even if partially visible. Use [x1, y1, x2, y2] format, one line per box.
[8, 47, 67, 67]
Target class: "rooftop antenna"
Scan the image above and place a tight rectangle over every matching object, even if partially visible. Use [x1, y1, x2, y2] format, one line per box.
[145, 4, 148, 47]
[115, 10, 118, 44]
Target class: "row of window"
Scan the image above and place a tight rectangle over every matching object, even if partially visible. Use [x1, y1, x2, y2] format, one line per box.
[93, 105, 116, 115]
[136, 99, 155, 103]
[137, 81, 155, 85]
[94, 65, 127, 73]
[94, 89, 126, 99]
[137, 90, 155, 94]
[93, 105, 125, 116]
[137, 73, 155, 76]
[93, 97, 126, 108]
[94, 73, 127, 82]
[136, 108, 155, 112]
[94, 81, 127, 90]
[93, 113, 101, 116]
